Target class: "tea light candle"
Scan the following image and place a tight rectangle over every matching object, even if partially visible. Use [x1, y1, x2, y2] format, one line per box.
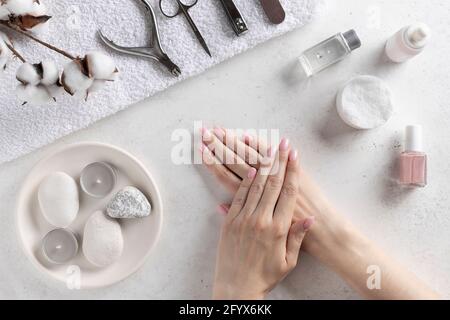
[42, 229, 79, 264]
[80, 162, 116, 198]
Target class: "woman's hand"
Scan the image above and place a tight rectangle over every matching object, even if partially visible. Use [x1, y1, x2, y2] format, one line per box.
[201, 127, 440, 300]
[200, 127, 343, 260]
[211, 138, 314, 300]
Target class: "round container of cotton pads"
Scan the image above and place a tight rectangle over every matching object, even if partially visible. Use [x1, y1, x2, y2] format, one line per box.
[336, 75, 394, 130]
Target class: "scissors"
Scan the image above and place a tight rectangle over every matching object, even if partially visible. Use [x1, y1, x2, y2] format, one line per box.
[98, 0, 181, 77]
[159, 0, 212, 57]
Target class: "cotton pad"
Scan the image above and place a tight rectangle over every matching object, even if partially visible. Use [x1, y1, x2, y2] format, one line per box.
[38, 172, 79, 228]
[83, 211, 124, 268]
[336, 75, 394, 130]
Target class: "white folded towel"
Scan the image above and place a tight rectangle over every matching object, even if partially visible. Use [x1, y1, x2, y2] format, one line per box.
[0, 0, 323, 164]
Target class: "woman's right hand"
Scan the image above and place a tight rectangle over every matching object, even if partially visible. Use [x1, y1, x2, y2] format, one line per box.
[200, 127, 348, 259]
[212, 139, 313, 300]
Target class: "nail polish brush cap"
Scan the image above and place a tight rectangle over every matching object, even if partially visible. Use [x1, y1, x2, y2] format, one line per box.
[405, 125, 424, 152]
[343, 29, 362, 51]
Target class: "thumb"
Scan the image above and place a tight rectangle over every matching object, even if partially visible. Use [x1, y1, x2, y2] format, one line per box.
[286, 217, 315, 268]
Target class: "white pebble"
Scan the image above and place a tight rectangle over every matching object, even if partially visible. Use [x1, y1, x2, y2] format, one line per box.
[86, 51, 118, 80]
[107, 186, 152, 219]
[38, 172, 79, 228]
[83, 211, 124, 268]
[16, 63, 41, 85]
[336, 75, 394, 130]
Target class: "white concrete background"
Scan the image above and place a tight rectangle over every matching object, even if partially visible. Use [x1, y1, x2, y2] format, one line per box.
[1, 0, 449, 299]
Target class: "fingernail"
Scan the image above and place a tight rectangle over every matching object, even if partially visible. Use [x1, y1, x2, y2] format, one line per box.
[202, 128, 212, 141]
[303, 217, 316, 231]
[199, 144, 206, 153]
[289, 150, 298, 162]
[218, 204, 229, 215]
[248, 168, 257, 179]
[243, 133, 253, 144]
[280, 138, 290, 151]
[214, 127, 225, 140]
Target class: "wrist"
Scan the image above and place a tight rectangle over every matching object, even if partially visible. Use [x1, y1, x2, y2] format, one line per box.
[213, 284, 266, 300]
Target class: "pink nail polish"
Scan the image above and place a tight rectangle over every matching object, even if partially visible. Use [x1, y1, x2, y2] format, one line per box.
[243, 134, 253, 144]
[218, 205, 229, 215]
[248, 168, 257, 179]
[199, 144, 206, 153]
[202, 128, 212, 140]
[280, 138, 290, 151]
[303, 217, 315, 231]
[289, 150, 298, 162]
[399, 126, 427, 188]
[214, 127, 225, 140]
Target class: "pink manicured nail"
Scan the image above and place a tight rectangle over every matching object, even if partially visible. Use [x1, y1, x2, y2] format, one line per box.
[199, 144, 206, 153]
[289, 150, 298, 162]
[218, 204, 229, 215]
[214, 127, 225, 140]
[202, 128, 212, 140]
[303, 217, 316, 231]
[248, 168, 257, 179]
[243, 134, 253, 144]
[280, 138, 290, 151]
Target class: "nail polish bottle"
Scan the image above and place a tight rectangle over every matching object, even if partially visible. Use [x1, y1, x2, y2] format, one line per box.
[385, 23, 431, 63]
[399, 125, 427, 188]
[298, 29, 361, 78]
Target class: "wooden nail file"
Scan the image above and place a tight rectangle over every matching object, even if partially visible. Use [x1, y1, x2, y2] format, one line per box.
[260, 0, 286, 24]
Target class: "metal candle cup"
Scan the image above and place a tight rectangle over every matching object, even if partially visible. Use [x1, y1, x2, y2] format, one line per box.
[80, 162, 117, 198]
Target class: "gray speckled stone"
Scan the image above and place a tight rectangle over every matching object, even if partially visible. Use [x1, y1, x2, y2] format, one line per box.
[106, 186, 151, 219]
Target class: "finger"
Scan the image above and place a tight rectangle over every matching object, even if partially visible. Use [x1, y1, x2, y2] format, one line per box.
[227, 168, 257, 221]
[240, 152, 275, 215]
[201, 144, 241, 193]
[274, 149, 300, 224]
[202, 128, 251, 179]
[257, 138, 291, 218]
[243, 133, 271, 157]
[214, 128, 263, 168]
[217, 204, 230, 216]
[286, 217, 315, 268]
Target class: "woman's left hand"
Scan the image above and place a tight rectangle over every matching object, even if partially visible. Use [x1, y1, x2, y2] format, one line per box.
[211, 138, 314, 300]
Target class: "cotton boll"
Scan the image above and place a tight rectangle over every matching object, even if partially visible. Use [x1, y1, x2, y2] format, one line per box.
[16, 62, 41, 85]
[0, 33, 12, 71]
[5, 0, 34, 16]
[61, 60, 93, 96]
[28, 0, 48, 16]
[0, 5, 10, 20]
[16, 84, 54, 105]
[86, 51, 118, 80]
[27, 1, 50, 33]
[40, 60, 59, 86]
[87, 80, 106, 94]
[29, 20, 49, 34]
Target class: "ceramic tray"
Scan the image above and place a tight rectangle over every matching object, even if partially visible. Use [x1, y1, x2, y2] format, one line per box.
[16, 142, 163, 289]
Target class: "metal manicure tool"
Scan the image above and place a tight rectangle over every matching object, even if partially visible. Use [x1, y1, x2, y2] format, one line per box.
[159, 0, 212, 57]
[98, 0, 181, 77]
[218, 0, 248, 36]
[260, 0, 285, 25]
